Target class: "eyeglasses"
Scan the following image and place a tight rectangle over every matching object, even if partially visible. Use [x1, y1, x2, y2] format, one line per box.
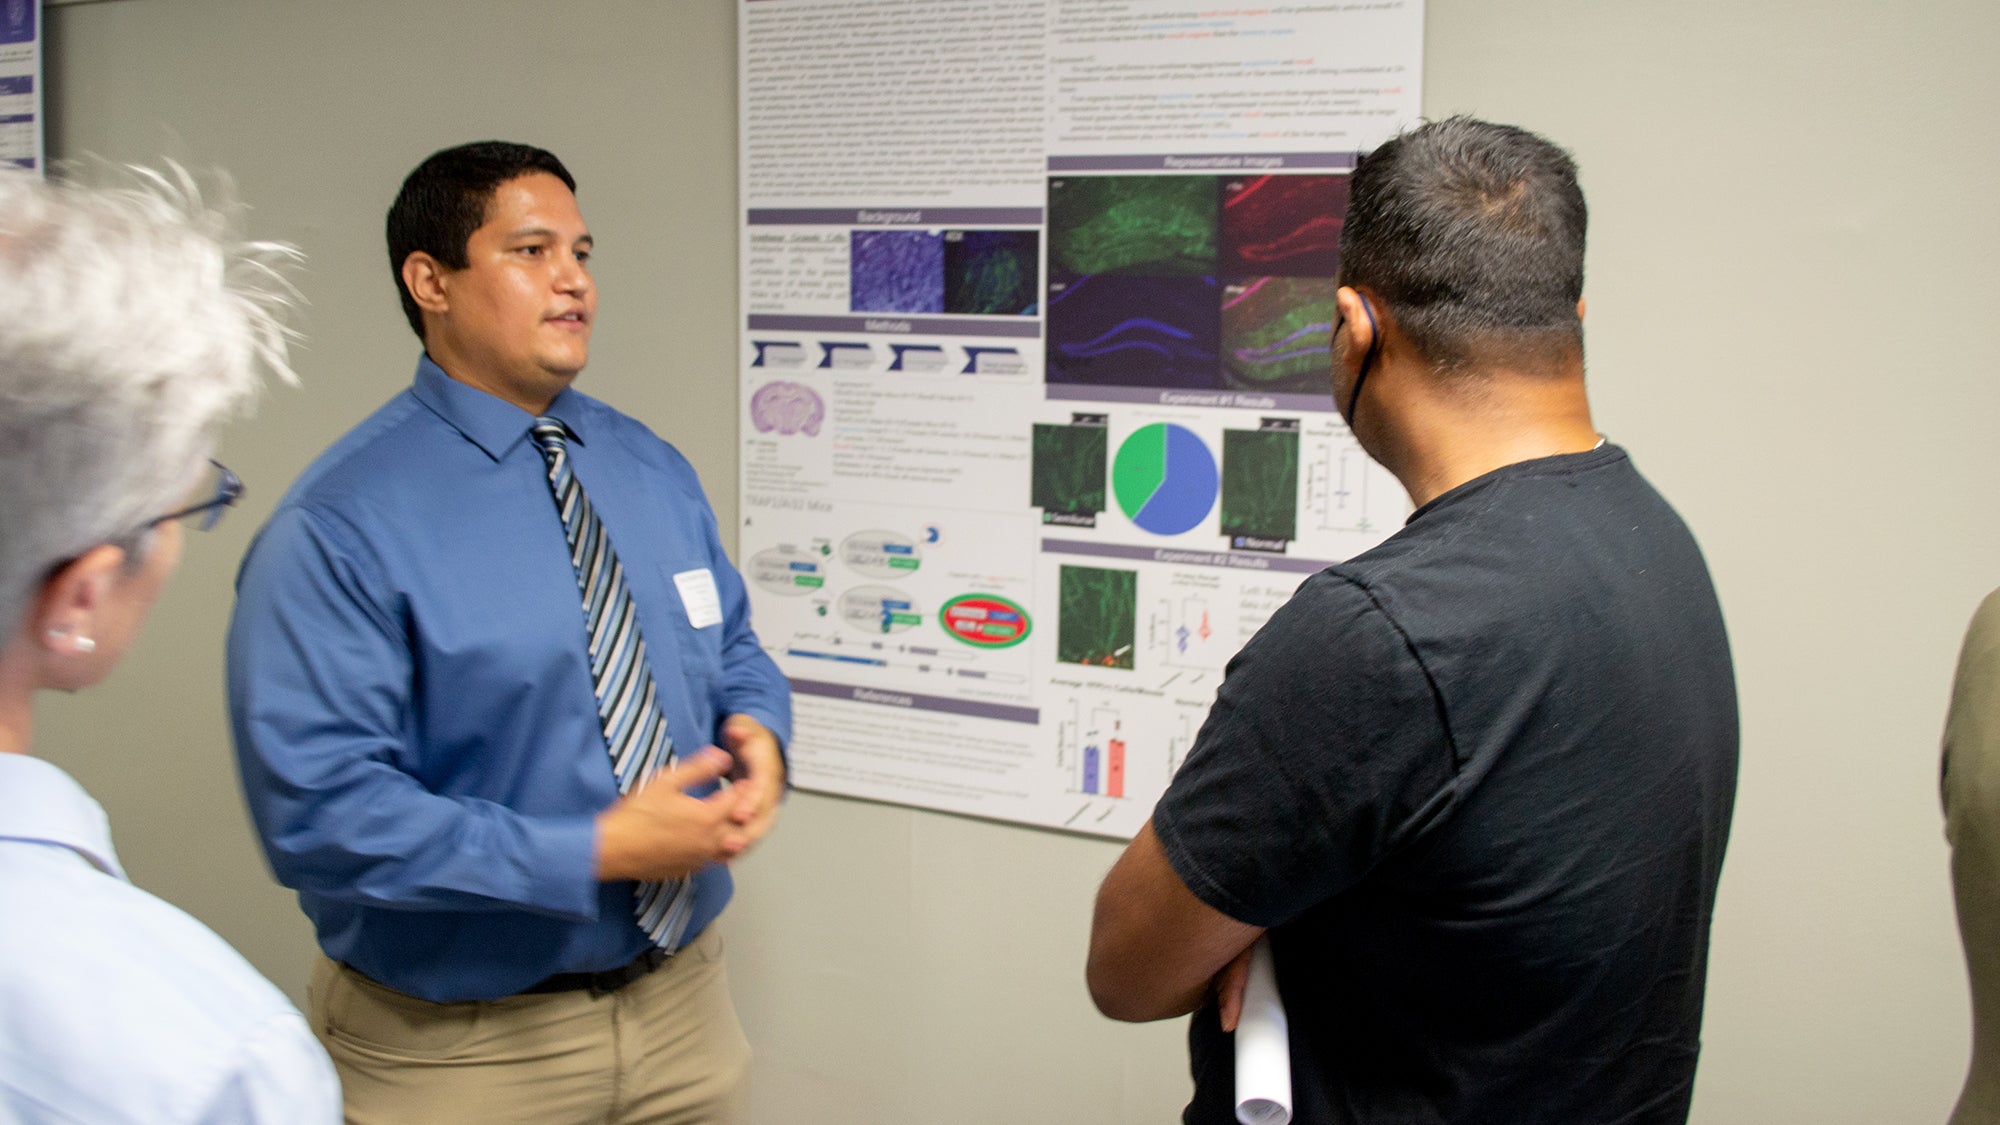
[150, 459, 244, 532]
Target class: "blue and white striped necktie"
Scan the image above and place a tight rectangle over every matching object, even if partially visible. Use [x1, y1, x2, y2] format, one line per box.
[531, 417, 695, 951]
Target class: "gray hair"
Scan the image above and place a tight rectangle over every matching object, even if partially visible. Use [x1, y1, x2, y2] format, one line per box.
[0, 165, 300, 637]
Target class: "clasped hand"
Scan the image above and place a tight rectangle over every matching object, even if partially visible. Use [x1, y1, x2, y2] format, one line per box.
[593, 714, 785, 882]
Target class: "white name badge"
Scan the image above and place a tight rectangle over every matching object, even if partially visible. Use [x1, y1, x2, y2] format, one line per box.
[673, 568, 724, 630]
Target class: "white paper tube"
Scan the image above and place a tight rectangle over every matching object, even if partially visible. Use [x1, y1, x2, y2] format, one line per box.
[1234, 935, 1292, 1125]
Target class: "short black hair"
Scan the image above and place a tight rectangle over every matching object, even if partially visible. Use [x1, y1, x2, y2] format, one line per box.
[385, 141, 576, 341]
[1339, 116, 1587, 373]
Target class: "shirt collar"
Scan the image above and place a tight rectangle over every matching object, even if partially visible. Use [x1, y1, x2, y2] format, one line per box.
[0, 754, 126, 879]
[408, 354, 592, 461]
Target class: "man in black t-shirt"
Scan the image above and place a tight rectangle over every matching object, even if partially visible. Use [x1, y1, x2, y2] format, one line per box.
[1086, 118, 1738, 1124]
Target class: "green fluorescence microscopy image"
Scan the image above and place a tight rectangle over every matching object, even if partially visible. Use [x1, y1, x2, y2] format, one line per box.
[1048, 175, 1218, 280]
[1221, 276, 1337, 392]
[1058, 565, 1137, 669]
[1032, 423, 1108, 517]
[1221, 429, 1300, 543]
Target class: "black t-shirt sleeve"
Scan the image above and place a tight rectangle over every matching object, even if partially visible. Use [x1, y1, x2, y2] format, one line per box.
[1153, 572, 1455, 928]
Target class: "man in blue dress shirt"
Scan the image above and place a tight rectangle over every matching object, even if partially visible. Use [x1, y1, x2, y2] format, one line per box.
[227, 141, 791, 1124]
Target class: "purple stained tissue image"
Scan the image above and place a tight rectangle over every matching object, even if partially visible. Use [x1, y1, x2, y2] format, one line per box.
[851, 230, 944, 314]
[0, 0, 33, 46]
[749, 381, 825, 437]
[1046, 274, 1221, 390]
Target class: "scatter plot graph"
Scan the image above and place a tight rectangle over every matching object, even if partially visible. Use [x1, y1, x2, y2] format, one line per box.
[749, 381, 825, 437]
[1146, 593, 1217, 668]
[945, 230, 1040, 315]
[1220, 174, 1349, 279]
[1031, 423, 1108, 518]
[1046, 275, 1220, 390]
[1113, 423, 1219, 537]
[1304, 431, 1392, 536]
[850, 230, 943, 313]
[1221, 277, 1337, 392]
[1048, 175, 1218, 280]
[1221, 428, 1300, 543]
[1058, 565, 1137, 669]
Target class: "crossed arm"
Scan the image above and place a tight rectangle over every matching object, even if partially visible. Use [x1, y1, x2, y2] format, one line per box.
[1087, 818, 1266, 1028]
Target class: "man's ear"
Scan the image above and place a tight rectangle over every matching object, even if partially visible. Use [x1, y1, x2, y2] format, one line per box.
[401, 252, 450, 319]
[1334, 285, 1375, 375]
[1576, 296, 1587, 322]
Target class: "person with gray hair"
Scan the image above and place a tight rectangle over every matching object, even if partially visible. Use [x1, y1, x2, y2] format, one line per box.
[0, 167, 340, 1122]
[1089, 117, 1737, 1122]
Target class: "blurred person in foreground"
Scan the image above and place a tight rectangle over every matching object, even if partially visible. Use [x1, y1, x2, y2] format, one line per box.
[1943, 588, 2000, 1125]
[0, 167, 339, 1122]
[1088, 117, 1739, 1122]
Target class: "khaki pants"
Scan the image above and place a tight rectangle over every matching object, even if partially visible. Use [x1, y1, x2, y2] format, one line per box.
[308, 925, 749, 1125]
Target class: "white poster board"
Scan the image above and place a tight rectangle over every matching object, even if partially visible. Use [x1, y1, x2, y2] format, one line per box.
[738, 0, 1423, 838]
[0, 0, 39, 173]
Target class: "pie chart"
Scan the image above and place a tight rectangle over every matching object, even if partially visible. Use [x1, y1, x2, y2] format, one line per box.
[1112, 423, 1218, 535]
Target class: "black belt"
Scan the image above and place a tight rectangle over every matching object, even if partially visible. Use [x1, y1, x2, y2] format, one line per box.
[520, 946, 672, 998]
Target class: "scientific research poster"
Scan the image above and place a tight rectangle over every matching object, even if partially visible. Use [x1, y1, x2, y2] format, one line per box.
[738, 0, 1423, 838]
[0, 0, 38, 173]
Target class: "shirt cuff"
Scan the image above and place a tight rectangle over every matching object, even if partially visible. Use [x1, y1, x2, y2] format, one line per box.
[523, 816, 603, 921]
[732, 707, 792, 759]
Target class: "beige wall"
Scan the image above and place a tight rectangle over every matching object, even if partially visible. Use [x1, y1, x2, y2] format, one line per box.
[37, 1, 1999, 1121]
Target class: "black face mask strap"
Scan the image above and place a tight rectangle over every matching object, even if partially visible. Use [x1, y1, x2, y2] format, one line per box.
[1343, 296, 1382, 426]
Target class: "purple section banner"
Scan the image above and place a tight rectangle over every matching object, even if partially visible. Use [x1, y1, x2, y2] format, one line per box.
[748, 313, 1041, 338]
[790, 677, 1040, 725]
[1041, 537, 1333, 575]
[1047, 153, 1357, 172]
[748, 207, 1044, 225]
[1044, 382, 1335, 413]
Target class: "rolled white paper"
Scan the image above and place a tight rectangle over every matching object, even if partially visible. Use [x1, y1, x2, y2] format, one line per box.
[1234, 935, 1292, 1125]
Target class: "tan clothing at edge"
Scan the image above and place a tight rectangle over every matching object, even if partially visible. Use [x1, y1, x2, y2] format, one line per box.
[1945, 587, 2000, 1125]
[308, 925, 748, 1125]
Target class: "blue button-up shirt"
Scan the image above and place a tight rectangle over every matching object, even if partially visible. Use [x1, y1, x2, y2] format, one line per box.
[0, 755, 341, 1123]
[227, 357, 791, 1003]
